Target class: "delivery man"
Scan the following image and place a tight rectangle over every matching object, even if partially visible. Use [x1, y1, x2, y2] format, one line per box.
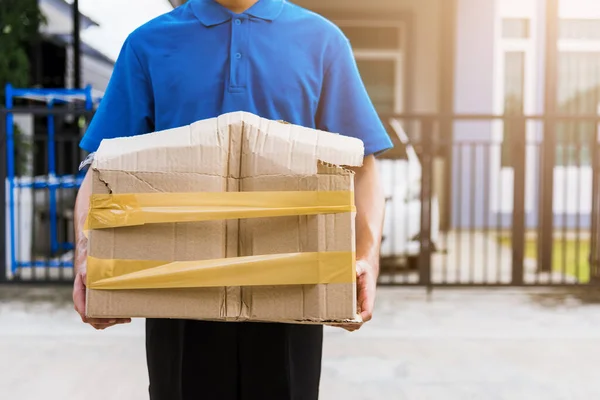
[73, 0, 393, 399]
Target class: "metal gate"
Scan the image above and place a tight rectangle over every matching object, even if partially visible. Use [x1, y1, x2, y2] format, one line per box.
[2, 89, 600, 287]
[1, 85, 95, 283]
[378, 114, 600, 287]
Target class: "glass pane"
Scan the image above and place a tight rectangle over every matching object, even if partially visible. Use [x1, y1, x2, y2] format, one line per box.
[355, 59, 396, 114]
[502, 19, 530, 39]
[556, 52, 600, 166]
[560, 19, 600, 40]
[342, 26, 400, 50]
[502, 52, 525, 167]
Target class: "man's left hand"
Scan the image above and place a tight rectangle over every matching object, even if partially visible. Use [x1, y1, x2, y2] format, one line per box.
[341, 260, 377, 332]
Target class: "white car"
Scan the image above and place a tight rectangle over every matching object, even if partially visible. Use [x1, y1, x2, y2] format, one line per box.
[378, 121, 440, 268]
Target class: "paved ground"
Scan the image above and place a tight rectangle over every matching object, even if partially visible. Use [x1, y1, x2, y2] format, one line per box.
[2, 286, 600, 400]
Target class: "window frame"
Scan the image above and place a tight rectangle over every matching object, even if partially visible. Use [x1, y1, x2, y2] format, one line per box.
[555, 30, 600, 167]
[491, 16, 538, 213]
[333, 19, 407, 115]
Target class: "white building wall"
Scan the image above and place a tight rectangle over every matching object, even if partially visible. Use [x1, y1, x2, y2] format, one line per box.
[81, 55, 113, 93]
[38, 0, 96, 35]
[39, 0, 114, 97]
[452, 0, 600, 228]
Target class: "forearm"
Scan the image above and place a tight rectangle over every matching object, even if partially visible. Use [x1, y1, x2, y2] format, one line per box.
[352, 155, 386, 275]
[74, 169, 93, 275]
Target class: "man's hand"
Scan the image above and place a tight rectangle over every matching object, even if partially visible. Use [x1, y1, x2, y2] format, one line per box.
[72, 241, 130, 330]
[340, 155, 386, 332]
[356, 260, 377, 324]
[73, 169, 130, 330]
[340, 260, 377, 332]
[73, 271, 131, 330]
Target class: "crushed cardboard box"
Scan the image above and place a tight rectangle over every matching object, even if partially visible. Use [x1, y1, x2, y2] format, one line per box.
[85, 111, 364, 324]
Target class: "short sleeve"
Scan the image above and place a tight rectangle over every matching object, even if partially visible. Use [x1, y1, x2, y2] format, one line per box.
[316, 37, 393, 156]
[79, 37, 154, 153]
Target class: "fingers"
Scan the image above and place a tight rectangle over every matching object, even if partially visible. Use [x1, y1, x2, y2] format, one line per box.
[89, 319, 131, 330]
[359, 297, 374, 323]
[73, 271, 131, 330]
[356, 260, 375, 324]
[82, 315, 132, 329]
[73, 272, 87, 318]
[340, 323, 362, 332]
[357, 282, 374, 324]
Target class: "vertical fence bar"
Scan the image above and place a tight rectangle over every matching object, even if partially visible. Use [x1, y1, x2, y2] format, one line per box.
[483, 143, 491, 283]
[419, 118, 434, 285]
[57, 130, 65, 280]
[561, 130, 569, 284]
[443, 136, 450, 283]
[496, 138, 503, 283]
[539, 0, 559, 273]
[48, 102, 58, 256]
[590, 117, 600, 283]
[0, 109, 6, 282]
[42, 126, 49, 280]
[5, 85, 17, 276]
[511, 117, 527, 285]
[439, 0, 457, 233]
[575, 140, 582, 282]
[469, 143, 477, 283]
[403, 127, 411, 282]
[457, 143, 463, 283]
[535, 140, 544, 284]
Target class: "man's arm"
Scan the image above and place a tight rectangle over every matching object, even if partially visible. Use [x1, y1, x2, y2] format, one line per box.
[73, 35, 153, 329]
[315, 34, 393, 329]
[352, 155, 386, 322]
[73, 169, 92, 280]
[72, 169, 131, 329]
[354, 155, 386, 273]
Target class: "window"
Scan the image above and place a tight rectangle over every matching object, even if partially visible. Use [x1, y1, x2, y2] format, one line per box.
[343, 26, 401, 50]
[336, 22, 405, 115]
[556, 52, 600, 166]
[502, 18, 530, 39]
[556, 19, 600, 167]
[355, 59, 396, 115]
[497, 17, 532, 168]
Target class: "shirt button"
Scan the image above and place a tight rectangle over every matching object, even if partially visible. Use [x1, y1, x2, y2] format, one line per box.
[235, 19, 242, 25]
[235, 53, 242, 59]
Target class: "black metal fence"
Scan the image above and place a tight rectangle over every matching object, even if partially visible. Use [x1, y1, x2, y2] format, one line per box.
[2, 108, 600, 287]
[378, 114, 600, 287]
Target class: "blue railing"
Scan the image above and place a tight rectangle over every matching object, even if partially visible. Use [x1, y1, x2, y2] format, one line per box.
[4, 84, 95, 276]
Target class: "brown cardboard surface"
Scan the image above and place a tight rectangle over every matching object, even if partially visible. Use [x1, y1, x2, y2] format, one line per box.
[86, 112, 364, 324]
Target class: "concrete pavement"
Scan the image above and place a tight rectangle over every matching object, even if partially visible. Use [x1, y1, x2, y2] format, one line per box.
[2, 286, 600, 399]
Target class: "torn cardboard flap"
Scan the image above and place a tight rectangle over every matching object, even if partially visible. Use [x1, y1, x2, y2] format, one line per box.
[86, 111, 364, 324]
[92, 111, 364, 175]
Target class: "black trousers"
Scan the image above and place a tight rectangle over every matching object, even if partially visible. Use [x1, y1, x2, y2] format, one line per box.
[146, 319, 323, 400]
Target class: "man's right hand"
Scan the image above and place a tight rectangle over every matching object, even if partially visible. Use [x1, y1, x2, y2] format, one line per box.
[73, 268, 131, 330]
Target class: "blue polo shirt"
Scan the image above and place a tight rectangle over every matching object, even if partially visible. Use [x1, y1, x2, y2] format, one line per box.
[79, 0, 393, 156]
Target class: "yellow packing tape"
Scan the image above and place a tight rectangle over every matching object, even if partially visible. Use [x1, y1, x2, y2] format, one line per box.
[87, 251, 356, 290]
[87, 190, 355, 230]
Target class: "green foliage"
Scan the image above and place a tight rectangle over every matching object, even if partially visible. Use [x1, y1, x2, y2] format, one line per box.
[0, 0, 46, 103]
[0, 0, 45, 176]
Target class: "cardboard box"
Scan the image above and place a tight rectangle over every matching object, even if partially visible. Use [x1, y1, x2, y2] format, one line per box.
[85, 111, 364, 324]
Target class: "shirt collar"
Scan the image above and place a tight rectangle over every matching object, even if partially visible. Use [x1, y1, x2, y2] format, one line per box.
[245, 0, 284, 21]
[190, 0, 284, 27]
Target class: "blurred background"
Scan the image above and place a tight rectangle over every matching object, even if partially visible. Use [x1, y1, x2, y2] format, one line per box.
[2, 0, 600, 399]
